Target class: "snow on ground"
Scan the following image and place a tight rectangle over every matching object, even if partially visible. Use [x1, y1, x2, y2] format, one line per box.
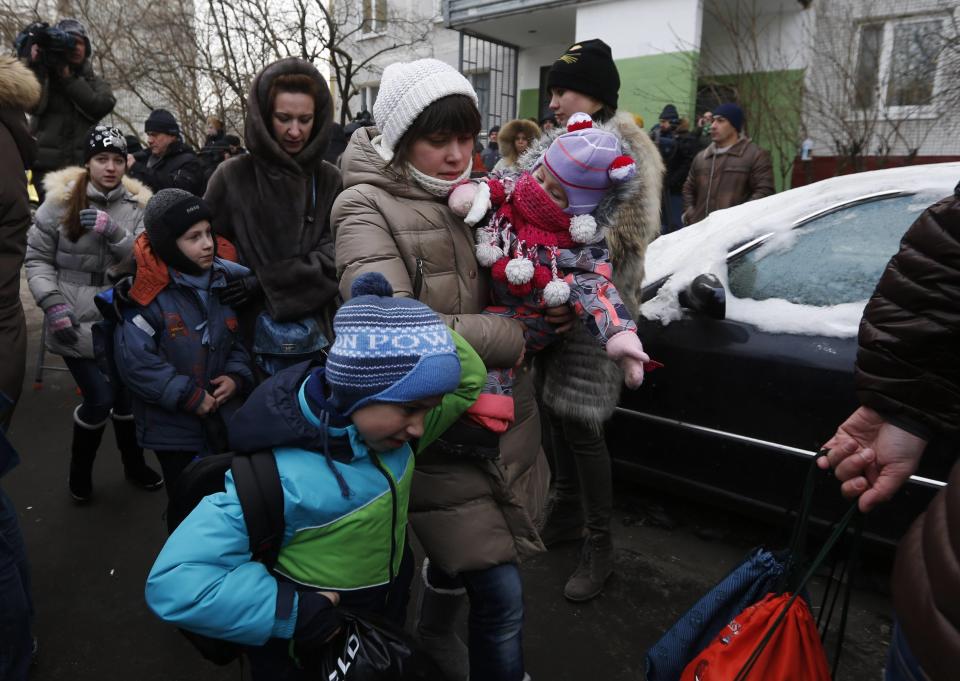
[640, 163, 960, 338]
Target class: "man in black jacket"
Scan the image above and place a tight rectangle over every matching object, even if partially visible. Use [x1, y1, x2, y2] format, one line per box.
[23, 18, 115, 202]
[127, 109, 204, 196]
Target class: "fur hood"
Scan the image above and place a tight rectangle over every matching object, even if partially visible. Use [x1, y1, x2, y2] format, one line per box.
[245, 57, 333, 173]
[515, 111, 663, 311]
[41, 166, 152, 208]
[498, 118, 541, 165]
[0, 56, 41, 111]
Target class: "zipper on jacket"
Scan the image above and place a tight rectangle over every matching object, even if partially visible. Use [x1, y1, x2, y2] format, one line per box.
[705, 152, 717, 218]
[369, 451, 398, 586]
[412, 257, 424, 300]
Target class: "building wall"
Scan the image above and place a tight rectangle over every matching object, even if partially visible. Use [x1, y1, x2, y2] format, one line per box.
[575, 0, 702, 127]
[803, 0, 960, 164]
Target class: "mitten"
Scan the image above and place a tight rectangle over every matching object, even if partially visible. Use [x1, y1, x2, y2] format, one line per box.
[605, 331, 650, 389]
[46, 302, 80, 345]
[449, 181, 491, 226]
[79, 209, 122, 241]
[290, 591, 343, 671]
[218, 274, 261, 307]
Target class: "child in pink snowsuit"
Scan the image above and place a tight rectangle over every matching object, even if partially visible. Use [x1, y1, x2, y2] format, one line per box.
[449, 113, 651, 436]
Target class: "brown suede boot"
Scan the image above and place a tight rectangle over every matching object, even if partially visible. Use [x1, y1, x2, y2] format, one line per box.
[563, 533, 614, 602]
[538, 494, 585, 547]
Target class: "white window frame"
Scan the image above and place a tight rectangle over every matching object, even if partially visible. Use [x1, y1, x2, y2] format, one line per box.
[358, 84, 379, 113]
[852, 13, 948, 120]
[360, 0, 387, 37]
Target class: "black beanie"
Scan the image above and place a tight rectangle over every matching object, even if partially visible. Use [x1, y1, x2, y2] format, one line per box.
[84, 125, 127, 162]
[145, 109, 180, 136]
[144, 189, 214, 275]
[546, 39, 620, 110]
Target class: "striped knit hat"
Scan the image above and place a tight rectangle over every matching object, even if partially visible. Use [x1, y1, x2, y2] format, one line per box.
[326, 272, 460, 415]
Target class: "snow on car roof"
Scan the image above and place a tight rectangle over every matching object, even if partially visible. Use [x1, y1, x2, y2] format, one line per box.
[640, 162, 960, 338]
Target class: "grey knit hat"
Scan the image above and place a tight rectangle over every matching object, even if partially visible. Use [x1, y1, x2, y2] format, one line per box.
[144, 188, 213, 275]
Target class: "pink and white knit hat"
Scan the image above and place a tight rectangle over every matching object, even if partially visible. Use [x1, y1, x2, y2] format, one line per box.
[540, 112, 636, 216]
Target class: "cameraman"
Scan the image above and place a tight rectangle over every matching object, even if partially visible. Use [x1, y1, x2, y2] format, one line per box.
[24, 18, 115, 202]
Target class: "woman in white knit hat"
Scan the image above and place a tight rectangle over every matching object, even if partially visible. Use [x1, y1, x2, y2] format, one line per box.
[333, 58, 557, 681]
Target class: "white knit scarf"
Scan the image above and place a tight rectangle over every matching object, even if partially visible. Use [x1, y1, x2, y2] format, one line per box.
[407, 161, 473, 198]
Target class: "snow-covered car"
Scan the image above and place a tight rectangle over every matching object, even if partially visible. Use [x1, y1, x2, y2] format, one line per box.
[607, 163, 960, 546]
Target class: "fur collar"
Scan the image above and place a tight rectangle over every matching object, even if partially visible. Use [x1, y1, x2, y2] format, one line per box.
[0, 56, 41, 110]
[41, 166, 152, 208]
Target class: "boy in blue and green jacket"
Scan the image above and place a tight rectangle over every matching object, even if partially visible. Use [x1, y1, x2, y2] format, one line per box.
[145, 272, 485, 679]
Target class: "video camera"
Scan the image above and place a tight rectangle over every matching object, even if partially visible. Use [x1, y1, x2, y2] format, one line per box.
[14, 22, 78, 68]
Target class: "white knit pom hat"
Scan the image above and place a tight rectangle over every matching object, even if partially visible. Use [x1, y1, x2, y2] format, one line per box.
[374, 59, 479, 155]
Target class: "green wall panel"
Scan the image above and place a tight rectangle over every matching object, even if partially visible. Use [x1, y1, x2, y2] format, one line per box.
[518, 88, 540, 121]
[616, 51, 699, 132]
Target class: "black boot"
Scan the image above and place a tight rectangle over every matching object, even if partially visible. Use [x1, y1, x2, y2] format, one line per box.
[563, 532, 615, 602]
[538, 493, 585, 547]
[112, 413, 163, 490]
[415, 560, 469, 681]
[69, 407, 107, 502]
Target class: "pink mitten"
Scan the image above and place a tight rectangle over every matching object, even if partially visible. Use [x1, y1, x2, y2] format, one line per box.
[449, 181, 492, 225]
[606, 331, 650, 389]
[449, 182, 480, 217]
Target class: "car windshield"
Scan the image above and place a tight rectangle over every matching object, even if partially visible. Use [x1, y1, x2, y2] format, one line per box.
[727, 193, 935, 306]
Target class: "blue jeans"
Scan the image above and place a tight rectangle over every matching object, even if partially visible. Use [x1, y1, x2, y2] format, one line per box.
[63, 356, 131, 424]
[428, 562, 525, 681]
[0, 485, 32, 681]
[885, 620, 929, 681]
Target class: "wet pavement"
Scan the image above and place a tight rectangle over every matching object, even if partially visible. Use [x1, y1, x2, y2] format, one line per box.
[6, 276, 893, 680]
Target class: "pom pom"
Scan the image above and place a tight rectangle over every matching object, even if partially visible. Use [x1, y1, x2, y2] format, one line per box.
[505, 257, 534, 284]
[567, 112, 593, 132]
[476, 242, 503, 267]
[569, 214, 597, 243]
[491, 257, 509, 282]
[533, 265, 552, 289]
[351, 271, 393, 298]
[543, 278, 571, 306]
[508, 281, 534, 297]
[609, 155, 637, 182]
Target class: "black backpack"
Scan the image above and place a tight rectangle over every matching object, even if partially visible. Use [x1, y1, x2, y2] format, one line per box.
[165, 449, 285, 666]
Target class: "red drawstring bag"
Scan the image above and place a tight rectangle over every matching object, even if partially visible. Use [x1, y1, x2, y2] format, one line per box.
[681, 592, 831, 681]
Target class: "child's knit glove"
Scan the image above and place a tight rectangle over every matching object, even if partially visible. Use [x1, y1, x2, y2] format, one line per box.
[606, 331, 650, 389]
[79, 208, 123, 241]
[45, 302, 80, 345]
[448, 180, 492, 226]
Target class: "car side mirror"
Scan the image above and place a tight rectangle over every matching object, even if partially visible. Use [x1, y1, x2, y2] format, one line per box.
[678, 273, 726, 320]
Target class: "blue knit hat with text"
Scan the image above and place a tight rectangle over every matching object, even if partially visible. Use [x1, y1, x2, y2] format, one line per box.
[326, 273, 460, 415]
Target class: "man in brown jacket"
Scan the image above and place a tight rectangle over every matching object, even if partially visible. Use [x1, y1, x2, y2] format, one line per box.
[822, 185, 960, 681]
[681, 103, 774, 225]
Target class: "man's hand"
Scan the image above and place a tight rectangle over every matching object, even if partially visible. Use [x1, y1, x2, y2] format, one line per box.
[210, 375, 237, 406]
[57, 63, 70, 79]
[126, 153, 136, 170]
[819, 406, 928, 513]
[544, 304, 575, 334]
[196, 392, 218, 416]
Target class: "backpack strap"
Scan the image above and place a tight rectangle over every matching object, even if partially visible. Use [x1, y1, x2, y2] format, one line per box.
[231, 449, 285, 569]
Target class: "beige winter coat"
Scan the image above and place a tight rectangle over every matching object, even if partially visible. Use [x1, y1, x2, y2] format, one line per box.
[332, 126, 549, 574]
[25, 167, 150, 358]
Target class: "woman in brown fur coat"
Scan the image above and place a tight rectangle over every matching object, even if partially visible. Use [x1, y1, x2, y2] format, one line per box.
[534, 38, 664, 602]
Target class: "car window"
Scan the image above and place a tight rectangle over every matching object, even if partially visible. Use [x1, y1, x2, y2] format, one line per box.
[727, 194, 937, 306]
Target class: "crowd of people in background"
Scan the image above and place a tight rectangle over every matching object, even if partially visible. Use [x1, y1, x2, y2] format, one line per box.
[0, 14, 956, 681]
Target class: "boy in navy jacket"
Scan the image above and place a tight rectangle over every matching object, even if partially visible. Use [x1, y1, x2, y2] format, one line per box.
[114, 189, 253, 492]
